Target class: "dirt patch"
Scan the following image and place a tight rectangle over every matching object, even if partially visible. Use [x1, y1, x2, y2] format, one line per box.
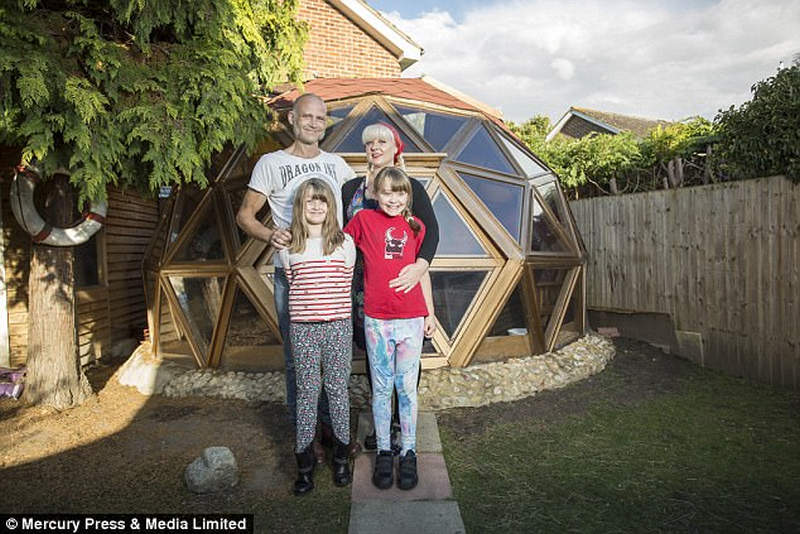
[0, 337, 708, 518]
[437, 337, 700, 436]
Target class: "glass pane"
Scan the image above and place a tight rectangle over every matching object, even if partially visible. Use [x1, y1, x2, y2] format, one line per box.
[168, 276, 225, 361]
[432, 193, 487, 256]
[459, 172, 523, 242]
[532, 268, 568, 323]
[489, 283, 528, 336]
[219, 287, 280, 369]
[536, 180, 567, 225]
[455, 125, 515, 174]
[422, 338, 437, 354]
[74, 234, 99, 287]
[226, 185, 271, 250]
[168, 186, 205, 247]
[413, 177, 430, 188]
[396, 106, 468, 151]
[157, 283, 181, 347]
[498, 133, 548, 177]
[530, 194, 570, 253]
[324, 105, 353, 141]
[431, 270, 488, 339]
[205, 144, 235, 182]
[173, 204, 226, 262]
[333, 106, 421, 153]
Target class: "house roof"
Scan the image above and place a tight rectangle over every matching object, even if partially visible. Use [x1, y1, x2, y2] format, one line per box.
[270, 76, 503, 120]
[546, 106, 671, 141]
[329, 0, 423, 70]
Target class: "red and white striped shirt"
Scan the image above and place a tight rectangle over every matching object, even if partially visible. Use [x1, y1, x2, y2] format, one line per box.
[279, 235, 356, 322]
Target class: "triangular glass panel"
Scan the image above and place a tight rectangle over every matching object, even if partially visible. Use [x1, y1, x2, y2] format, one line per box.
[414, 177, 431, 189]
[535, 179, 568, 225]
[226, 184, 271, 251]
[173, 203, 226, 262]
[324, 105, 354, 141]
[455, 124, 516, 174]
[157, 282, 184, 354]
[205, 143, 236, 183]
[530, 193, 570, 253]
[488, 282, 528, 336]
[395, 105, 468, 152]
[422, 338, 437, 354]
[497, 133, 548, 178]
[219, 286, 281, 370]
[168, 275, 226, 364]
[332, 106, 421, 153]
[168, 185, 205, 247]
[532, 268, 569, 341]
[458, 172, 524, 242]
[432, 193, 488, 256]
[431, 270, 489, 339]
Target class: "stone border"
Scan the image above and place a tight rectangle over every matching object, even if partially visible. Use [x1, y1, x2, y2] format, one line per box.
[116, 334, 615, 411]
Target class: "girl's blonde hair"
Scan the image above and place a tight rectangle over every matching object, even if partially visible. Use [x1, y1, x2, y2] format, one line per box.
[361, 123, 406, 173]
[373, 167, 421, 235]
[289, 178, 344, 255]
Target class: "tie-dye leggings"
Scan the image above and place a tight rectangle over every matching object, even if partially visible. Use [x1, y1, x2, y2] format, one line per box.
[364, 315, 424, 453]
[291, 319, 352, 453]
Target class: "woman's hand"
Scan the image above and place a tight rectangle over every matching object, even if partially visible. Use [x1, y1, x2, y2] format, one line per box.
[270, 228, 292, 250]
[388, 259, 429, 293]
[423, 315, 436, 338]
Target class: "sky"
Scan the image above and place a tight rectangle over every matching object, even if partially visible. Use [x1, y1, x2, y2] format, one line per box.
[368, 0, 800, 124]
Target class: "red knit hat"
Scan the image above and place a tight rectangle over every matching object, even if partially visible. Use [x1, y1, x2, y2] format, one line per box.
[379, 122, 405, 163]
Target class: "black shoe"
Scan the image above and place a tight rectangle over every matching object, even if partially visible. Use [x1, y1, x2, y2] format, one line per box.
[332, 440, 352, 487]
[372, 450, 394, 489]
[397, 450, 418, 490]
[294, 446, 316, 496]
[364, 430, 377, 451]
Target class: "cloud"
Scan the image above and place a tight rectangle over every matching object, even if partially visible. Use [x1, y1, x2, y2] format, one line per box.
[383, 0, 800, 122]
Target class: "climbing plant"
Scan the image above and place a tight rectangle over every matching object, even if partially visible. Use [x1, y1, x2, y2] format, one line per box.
[0, 0, 307, 204]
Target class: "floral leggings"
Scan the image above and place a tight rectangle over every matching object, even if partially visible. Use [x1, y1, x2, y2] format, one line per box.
[364, 315, 423, 454]
[291, 319, 352, 453]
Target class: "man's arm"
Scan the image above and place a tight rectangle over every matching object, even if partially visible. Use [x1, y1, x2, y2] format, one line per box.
[236, 189, 274, 243]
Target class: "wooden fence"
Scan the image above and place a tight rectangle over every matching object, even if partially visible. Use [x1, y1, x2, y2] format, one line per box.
[570, 175, 799, 389]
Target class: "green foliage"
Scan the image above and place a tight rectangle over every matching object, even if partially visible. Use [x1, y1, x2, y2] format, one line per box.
[542, 132, 642, 190]
[0, 0, 307, 204]
[713, 61, 800, 183]
[508, 115, 550, 152]
[642, 116, 714, 166]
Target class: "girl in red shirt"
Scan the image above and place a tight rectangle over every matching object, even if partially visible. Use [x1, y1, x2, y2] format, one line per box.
[344, 167, 435, 490]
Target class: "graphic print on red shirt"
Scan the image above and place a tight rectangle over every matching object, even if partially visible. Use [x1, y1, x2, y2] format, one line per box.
[344, 209, 428, 320]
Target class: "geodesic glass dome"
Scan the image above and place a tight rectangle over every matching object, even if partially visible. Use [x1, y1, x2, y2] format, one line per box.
[143, 79, 586, 371]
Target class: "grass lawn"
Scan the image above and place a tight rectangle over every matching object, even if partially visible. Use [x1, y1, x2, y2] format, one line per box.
[438, 338, 800, 533]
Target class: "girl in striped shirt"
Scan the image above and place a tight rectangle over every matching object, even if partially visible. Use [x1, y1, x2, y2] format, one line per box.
[278, 178, 356, 496]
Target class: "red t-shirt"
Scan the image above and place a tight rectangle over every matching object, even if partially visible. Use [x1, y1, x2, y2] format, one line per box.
[344, 209, 428, 320]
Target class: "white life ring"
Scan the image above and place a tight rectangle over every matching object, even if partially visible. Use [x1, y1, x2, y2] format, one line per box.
[9, 165, 108, 247]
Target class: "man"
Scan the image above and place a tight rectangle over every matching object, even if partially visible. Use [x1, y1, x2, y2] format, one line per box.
[236, 93, 355, 458]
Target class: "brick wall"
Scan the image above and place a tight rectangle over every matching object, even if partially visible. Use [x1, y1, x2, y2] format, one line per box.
[298, 0, 402, 79]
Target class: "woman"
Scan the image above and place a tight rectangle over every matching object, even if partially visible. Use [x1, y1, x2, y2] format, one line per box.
[342, 122, 439, 451]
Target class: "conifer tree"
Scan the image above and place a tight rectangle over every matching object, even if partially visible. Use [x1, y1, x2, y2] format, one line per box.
[0, 0, 307, 408]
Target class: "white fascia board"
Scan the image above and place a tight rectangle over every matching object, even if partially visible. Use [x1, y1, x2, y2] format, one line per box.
[329, 0, 423, 69]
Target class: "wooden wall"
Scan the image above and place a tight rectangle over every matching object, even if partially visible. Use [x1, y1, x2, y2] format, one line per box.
[0, 153, 159, 366]
[570, 175, 800, 389]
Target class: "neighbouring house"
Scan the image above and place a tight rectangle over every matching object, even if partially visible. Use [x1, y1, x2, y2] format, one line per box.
[144, 77, 587, 372]
[0, 0, 422, 369]
[545, 106, 671, 141]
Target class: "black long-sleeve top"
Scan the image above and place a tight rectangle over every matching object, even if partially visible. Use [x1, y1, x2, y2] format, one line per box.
[341, 176, 439, 264]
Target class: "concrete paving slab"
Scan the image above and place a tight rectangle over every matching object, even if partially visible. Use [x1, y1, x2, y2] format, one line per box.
[351, 452, 452, 502]
[356, 411, 442, 453]
[349, 501, 465, 534]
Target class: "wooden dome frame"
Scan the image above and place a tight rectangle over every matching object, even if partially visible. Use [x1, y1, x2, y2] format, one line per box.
[143, 92, 586, 371]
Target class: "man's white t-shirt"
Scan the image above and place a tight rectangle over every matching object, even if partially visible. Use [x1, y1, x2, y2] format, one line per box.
[247, 149, 355, 267]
